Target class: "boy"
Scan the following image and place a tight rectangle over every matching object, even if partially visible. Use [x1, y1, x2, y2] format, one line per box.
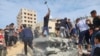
[91, 31, 100, 56]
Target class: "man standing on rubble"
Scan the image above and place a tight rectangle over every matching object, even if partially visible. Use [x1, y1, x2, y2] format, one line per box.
[42, 8, 50, 36]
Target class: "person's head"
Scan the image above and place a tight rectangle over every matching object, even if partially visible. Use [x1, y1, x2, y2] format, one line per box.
[57, 20, 59, 23]
[94, 32, 100, 44]
[9, 23, 14, 28]
[23, 24, 27, 28]
[76, 18, 80, 23]
[67, 19, 71, 22]
[90, 10, 97, 18]
[0, 29, 2, 32]
[64, 17, 67, 20]
[0, 29, 3, 34]
[10, 23, 14, 26]
[9, 23, 14, 29]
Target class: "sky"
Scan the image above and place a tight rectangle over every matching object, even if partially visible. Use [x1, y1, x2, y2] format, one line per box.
[0, 0, 100, 28]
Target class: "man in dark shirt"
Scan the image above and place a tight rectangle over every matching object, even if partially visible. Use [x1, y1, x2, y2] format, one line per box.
[4, 25, 9, 46]
[8, 23, 15, 46]
[22, 24, 33, 55]
[42, 8, 50, 36]
[90, 10, 100, 48]
[91, 10, 100, 30]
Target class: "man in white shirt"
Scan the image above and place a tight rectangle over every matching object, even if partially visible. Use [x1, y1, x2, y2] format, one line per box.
[77, 18, 89, 53]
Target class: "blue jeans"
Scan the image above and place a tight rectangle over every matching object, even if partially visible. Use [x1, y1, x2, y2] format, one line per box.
[42, 26, 49, 35]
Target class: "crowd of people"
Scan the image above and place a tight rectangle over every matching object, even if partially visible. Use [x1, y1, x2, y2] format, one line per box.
[0, 23, 18, 47]
[42, 7, 100, 56]
[76, 10, 100, 56]
[54, 10, 100, 56]
[55, 18, 73, 38]
[0, 8, 100, 56]
[0, 23, 19, 56]
[0, 23, 34, 56]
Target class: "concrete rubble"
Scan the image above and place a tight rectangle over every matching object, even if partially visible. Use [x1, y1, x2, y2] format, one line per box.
[33, 37, 78, 56]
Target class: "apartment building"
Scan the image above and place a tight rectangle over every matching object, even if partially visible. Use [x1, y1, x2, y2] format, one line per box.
[17, 8, 37, 30]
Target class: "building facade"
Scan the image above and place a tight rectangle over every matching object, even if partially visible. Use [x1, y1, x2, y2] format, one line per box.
[17, 8, 37, 30]
[48, 19, 57, 33]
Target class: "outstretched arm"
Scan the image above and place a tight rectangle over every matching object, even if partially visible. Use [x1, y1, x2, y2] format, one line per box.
[44, 8, 50, 18]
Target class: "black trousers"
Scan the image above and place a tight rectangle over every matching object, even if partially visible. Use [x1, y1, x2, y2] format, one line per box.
[8, 36, 13, 46]
[4, 35, 8, 46]
[23, 38, 33, 55]
[85, 30, 91, 44]
[13, 37, 18, 45]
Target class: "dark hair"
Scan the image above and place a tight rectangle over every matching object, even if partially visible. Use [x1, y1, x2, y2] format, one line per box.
[0, 29, 2, 31]
[76, 18, 80, 23]
[64, 17, 67, 20]
[10, 23, 14, 25]
[6, 25, 9, 27]
[23, 24, 26, 28]
[90, 10, 97, 14]
[57, 20, 59, 22]
[95, 31, 100, 41]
